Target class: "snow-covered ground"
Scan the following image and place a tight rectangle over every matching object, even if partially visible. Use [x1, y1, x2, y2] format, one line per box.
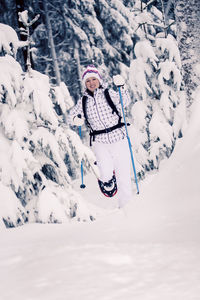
[1, 102, 200, 300]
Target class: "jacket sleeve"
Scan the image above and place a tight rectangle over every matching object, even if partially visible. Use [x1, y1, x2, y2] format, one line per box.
[108, 87, 131, 112]
[68, 97, 84, 126]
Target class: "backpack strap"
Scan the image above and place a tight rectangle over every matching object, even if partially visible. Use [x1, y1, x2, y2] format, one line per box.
[104, 88, 121, 119]
[82, 95, 91, 129]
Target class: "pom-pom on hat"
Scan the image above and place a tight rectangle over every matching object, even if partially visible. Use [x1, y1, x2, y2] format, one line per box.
[82, 65, 102, 86]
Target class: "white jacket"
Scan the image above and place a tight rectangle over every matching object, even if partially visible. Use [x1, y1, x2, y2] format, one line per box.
[69, 86, 131, 144]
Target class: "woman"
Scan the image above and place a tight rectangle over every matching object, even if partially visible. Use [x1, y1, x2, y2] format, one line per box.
[69, 65, 133, 208]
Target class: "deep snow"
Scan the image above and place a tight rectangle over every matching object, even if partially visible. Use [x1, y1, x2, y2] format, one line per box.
[0, 102, 200, 300]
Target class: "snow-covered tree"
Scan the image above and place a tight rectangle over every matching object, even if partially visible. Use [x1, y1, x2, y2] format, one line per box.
[22, 0, 141, 101]
[174, 0, 200, 108]
[0, 24, 97, 228]
[128, 1, 187, 178]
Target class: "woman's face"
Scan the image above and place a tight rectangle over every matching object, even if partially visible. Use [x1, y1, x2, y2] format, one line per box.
[85, 77, 100, 92]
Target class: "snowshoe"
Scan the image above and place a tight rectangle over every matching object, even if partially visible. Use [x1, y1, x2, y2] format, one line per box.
[98, 172, 117, 197]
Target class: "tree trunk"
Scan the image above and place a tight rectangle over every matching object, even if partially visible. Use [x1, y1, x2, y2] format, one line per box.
[74, 39, 82, 93]
[174, 0, 200, 107]
[43, 0, 61, 85]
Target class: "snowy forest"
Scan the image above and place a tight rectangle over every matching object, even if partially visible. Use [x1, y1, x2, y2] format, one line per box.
[0, 0, 200, 229]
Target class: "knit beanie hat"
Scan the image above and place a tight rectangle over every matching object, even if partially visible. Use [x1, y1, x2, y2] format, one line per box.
[82, 65, 102, 86]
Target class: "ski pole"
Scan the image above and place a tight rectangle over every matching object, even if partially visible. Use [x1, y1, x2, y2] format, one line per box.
[118, 86, 139, 194]
[78, 126, 86, 189]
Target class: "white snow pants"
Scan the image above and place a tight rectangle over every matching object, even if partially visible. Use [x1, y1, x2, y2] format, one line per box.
[92, 138, 133, 208]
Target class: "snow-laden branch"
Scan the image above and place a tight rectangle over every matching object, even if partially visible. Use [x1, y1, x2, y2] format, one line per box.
[143, 0, 157, 11]
[136, 21, 175, 32]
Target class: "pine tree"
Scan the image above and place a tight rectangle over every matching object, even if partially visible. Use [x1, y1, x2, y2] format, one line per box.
[0, 23, 96, 228]
[174, 0, 200, 108]
[128, 0, 187, 178]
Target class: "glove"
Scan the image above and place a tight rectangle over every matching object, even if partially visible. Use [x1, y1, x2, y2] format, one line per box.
[113, 75, 125, 87]
[73, 114, 84, 126]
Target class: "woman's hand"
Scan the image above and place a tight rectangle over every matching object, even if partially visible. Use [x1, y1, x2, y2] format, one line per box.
[113, 75, 125, 87]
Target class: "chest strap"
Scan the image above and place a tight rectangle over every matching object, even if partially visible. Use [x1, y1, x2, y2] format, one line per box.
[89, 122, 127, 146]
